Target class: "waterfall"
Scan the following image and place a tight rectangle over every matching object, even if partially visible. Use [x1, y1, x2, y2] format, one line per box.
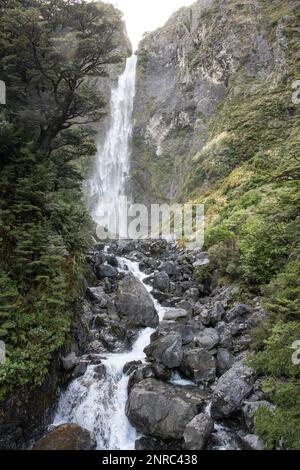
[87, 55, 137, 238]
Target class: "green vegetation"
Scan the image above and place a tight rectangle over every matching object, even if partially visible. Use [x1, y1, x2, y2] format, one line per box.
[184, 1, 300, 448]
[0, 0, 126, 400]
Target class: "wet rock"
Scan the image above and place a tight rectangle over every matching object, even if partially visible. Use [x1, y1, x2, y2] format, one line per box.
[211, 362, 256, 419]
[88, 340, 106, 354]
[61, 352, 79, 371]
[95, 264, 118, 280]
[93, 364, 106, 380]
[116, 273, 158, 328]
[72, 361, 89, 379]
[180, 348, 216, 384]
[128, 365, 155, 392]
[126, 378, 208, 440]
[194, 328, 219, 350]
[216, 348, 233, 376]
[144, 334, 183, 369]
[151, 362, 172, 382]
[183, 413, 214, 450]
[151, 289, 171, 303]
[153, 271, 170, 292]
[98, 324, 129, 352]
[123, 361, 143, 376]
[32, 424, 96, 450]
[239, 434, 264, 451]
[163, 308, 189, 321]
[243, 401, 275, 432]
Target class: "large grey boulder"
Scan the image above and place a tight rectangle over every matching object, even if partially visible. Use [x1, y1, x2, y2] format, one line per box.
[163, 308, 188, 321]
[153, 271, 170, 292]
[144, 334, 183, 369]
[126, 379, 208, 440]
[194, 328, 219, 350]
[211, 362, 256, 419]
[180, 348, 216, 384]
[183, 413, 214, 450]
[116, 273, 159, 328]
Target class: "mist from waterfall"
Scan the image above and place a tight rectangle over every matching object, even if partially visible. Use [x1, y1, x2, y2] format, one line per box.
[87, 55, 137, 238]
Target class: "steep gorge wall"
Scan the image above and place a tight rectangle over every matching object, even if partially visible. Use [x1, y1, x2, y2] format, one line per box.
[131, 0, 293, 205]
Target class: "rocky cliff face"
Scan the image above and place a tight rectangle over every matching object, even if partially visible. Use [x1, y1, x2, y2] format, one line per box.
[131, 0, 291, 204]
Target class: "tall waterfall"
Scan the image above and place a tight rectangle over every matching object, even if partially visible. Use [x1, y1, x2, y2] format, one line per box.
[87, 55, 137, 237]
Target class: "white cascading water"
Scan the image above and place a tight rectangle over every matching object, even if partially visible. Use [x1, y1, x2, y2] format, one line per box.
[86, 55, 137, 237]
[53, 258, 168, 450]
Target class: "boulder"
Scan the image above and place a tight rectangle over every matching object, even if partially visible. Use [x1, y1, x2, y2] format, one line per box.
[144, 334, 183, 369]
[180, 348, 216, 384]
[225, 304, 253, 323]
[198, 302, 225, 326]
[152, 290, 171, 303]
[216, 348, 233, 376]
[163, 308, 189, 321]
[211, 362, 256, 419]
[126, 378, 208, 440]
[32, 424, 96, 450]
[86, 287, 108, 308]
[183, 288, 199, 302]
[93, 364, 106, 380]
[72, 361, 88, 379]
[193, 258, 210, 268]
[116, 273, 158, 328]
[151, 362, 172, 382]
[159, 261, 179, 276]
[95, 264, 118, 280]
[153, 271, 170, 292]
[216, 322, 233, 349]
[194, 328, 219, 350]
[183, 413, 214, 450]
[61, 352, 79, 371]
[240, 434, 264, 451]
[128, 365, 155, 392]
[123, 361, 143, 376]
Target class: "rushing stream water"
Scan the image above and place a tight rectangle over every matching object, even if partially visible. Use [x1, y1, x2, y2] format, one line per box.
[53, 258, 169, 450]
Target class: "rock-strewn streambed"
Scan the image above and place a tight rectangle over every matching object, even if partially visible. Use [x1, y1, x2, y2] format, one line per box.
[34, 240, 270, 451]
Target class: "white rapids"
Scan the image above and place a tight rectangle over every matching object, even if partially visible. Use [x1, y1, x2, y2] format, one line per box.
[53, 258, 170, 450]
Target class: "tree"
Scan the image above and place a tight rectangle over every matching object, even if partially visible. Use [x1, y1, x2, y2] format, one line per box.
[0, 0, 128, 157]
